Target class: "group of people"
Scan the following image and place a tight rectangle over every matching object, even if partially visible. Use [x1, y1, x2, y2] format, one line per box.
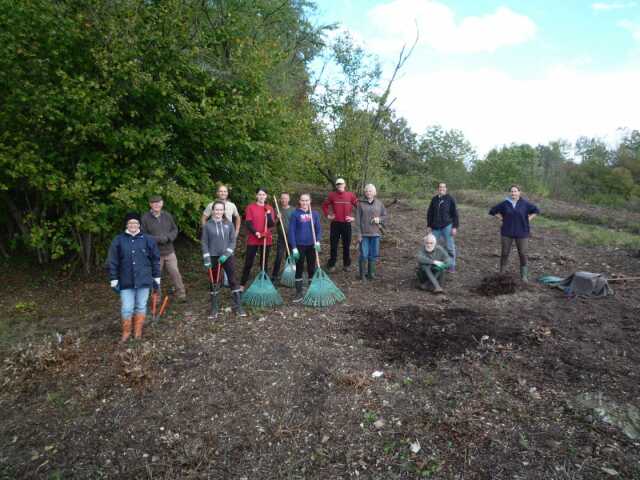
[107, 179, 539, 342]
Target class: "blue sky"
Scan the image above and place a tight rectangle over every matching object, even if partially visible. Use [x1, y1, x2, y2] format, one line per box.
[310, 0, 640, 155]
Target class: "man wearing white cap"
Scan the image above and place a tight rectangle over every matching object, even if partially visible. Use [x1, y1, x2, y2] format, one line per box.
[322, 178, 358, 272]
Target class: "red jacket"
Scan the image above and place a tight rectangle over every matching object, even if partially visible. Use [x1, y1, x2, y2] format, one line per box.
[244, 203, 274, 246]
[322, 191, 358, 222]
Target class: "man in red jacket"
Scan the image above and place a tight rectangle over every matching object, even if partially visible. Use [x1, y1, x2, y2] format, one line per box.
[322, 178, 358, 272]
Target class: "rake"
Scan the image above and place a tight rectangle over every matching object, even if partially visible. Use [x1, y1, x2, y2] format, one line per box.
[274, 196, 296, 288]
[303, 203, 345, 307]
[242, 213, 283, 308]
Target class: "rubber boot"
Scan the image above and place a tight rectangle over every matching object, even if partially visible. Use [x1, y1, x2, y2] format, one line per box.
[357, 260, 366, 280]
[232, 291, 247, 317]
[367, 260, 376, 280]
[293, 279, 304, 303]
[520, 265, 529, 283]
[133, 313, 145, 339]
[120, 318, 132, 343]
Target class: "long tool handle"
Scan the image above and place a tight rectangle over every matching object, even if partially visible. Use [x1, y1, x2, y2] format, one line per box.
[308, 203, 320, 268]
[158, 295, 170, 317]
[274, 197, 291, 256]
[151, 291, 158, 321]
[608, 276, 640, 282]
[262, 211, 268, 271]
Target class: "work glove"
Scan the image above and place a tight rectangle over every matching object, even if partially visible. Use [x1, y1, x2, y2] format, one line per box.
[314, 242, 321, 252]
[292, 248, 300, 260]
[219, 255, 228, 264]
[110, 280, 119, 293]
[153, 278, 161, 290]
[204, 257, 212, 269]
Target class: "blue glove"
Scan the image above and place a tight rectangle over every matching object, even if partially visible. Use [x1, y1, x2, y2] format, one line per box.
[219, 255, 228, 264]
[314, 242, 321, 252]
[292, 248, 300, 260]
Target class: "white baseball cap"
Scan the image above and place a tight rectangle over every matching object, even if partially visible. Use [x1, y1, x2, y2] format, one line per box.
[335, 178, 346, 185]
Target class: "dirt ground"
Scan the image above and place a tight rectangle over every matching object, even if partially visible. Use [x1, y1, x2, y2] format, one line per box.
[1, 196, 639, 479]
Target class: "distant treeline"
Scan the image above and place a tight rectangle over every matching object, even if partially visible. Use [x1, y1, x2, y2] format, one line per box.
[1, 0, 638, 270]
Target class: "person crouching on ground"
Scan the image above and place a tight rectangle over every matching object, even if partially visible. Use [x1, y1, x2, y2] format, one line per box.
[489, 184, 540, 282]
[240, 187, 275, 289]
[355, 184, 386, 280]
[201, 201, 246, 317]
[288, 193, 322, 302]
[416, 234, 450, 294]
[108, 212, 161, 342]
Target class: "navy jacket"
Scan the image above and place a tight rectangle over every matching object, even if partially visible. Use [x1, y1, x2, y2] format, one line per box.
[427, 194, 459, 229]
[288, 209, 322, 248]
[108, 231, 161, 289]
[489, 198, 540, 239]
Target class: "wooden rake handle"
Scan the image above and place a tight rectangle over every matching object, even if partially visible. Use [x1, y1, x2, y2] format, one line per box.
[273, 196, 291, 256]
[308, 203, 320, 268]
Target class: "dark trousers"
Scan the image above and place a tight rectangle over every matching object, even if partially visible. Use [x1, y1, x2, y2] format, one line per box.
[417, 265, 445, 290]
[328, 221, 352, 267]
[211, 256, 239, 291]
[271, 236, 287, 278]
[241, 245, 271, 285]
[500, 236, 528, 270]
[295, 245, 316, 281]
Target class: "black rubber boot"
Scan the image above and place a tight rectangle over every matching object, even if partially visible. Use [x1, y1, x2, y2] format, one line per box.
[367, 260, 376, 280]
[357, 260, 366, 280]
[232, 291, 247, 317]
[293, 279, 304, 302]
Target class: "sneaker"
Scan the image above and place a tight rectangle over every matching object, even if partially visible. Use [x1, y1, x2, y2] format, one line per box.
[343, 265, 352, 272]
[448, 266, 456, 273]
[434, 287, 444, 294]
[327, 265, 337, 273]
[177, 294, 187, 303]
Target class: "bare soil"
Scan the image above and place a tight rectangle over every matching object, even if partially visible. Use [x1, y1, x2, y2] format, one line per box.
[1, 197, 639, 479]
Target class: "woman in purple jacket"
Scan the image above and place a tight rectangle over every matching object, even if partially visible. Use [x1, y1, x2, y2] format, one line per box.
[489, 185, 540, 282]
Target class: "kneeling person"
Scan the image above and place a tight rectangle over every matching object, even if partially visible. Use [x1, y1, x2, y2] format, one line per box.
[416, 234, 450, 293]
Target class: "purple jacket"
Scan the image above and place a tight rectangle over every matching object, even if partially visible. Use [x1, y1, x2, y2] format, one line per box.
[489, 197, 540, 238]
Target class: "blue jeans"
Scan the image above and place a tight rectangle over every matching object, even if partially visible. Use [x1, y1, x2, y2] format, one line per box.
[432, 224, 456, 268]
[120, 288, 150, 318]
[359, 236, 380, 261]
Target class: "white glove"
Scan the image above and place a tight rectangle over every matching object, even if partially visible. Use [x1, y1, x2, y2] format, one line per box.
[110, 280, 119, 288]
[154, 277, 161, 286]
[432, 260, 444, 267]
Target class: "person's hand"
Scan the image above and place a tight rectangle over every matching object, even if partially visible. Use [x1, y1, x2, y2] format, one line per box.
[357, 235, 362, 243]
[255, 231, 262, 239]
[292, 248, 300, 260]
[451, 228, 457, 236]
[153, 278, 161, 290]
[314, 242, 321, 252]
[345, 215, 354, 222]
[110, 280, 119, 292]
[219, 255, 228, 264]
[204, 257, 212, 269]
[371, 217, 380, 224]
[432, 260, 444, 267]
[327, 214, 335, 220]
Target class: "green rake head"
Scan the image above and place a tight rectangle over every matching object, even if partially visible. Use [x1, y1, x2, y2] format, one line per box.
[280, 256, 297, 288]
[242, 270, 283, 308]
[303, 268, 346, 307]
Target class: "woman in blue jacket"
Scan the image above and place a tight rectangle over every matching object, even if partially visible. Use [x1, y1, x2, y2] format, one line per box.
[108, 212, 161, 342]
[489, 185, 540, 282]
[288, 194, 322, 302]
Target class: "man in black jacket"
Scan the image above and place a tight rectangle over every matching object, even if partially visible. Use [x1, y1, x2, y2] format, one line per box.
[426, 183, 459, 272]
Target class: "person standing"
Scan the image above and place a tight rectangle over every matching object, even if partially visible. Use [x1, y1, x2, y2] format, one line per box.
[416, 234, 451, 293]
[141, 195, 186, 301]
[201, 184, 242, 237]
[271, 192, 295, 283]
[354, 184, 386, 281]
[288, 194, 322, 302]
[322, 178, 358, 272]
[108, 213, 160, 342]
[426, 182, 459, 273]
[240, 187, 275, 288]
[202, 201, 246, 317]
[489, 185, 540, 282]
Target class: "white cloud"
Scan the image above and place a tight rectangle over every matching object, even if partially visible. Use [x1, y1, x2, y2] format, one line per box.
[592, 2, 637, 11]
[366, 0, 536, 54]
[391, 66, 640, 156]
[618, 19, 640, 40]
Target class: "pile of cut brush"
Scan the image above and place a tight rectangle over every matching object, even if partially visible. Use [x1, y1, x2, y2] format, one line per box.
[476, 273, 521, 297]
